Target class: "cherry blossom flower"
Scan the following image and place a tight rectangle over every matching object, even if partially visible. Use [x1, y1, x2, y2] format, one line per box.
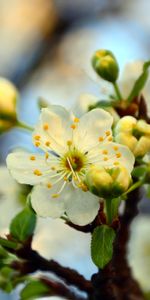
[7, 105, 134, 225]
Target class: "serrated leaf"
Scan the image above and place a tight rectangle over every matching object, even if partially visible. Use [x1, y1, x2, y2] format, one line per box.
[10, 206, 36, 242]
[91, 225, 116, 269]
[20, 280, 50, 300]
[127, 61, 150, 102]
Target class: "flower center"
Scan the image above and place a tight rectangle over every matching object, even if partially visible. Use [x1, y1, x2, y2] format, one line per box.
[61, 149, 87, 175]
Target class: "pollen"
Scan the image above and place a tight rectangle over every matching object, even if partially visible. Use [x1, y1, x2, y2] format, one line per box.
[43, 123, 49, 130]
[114, 161, 119, 166]
[102, 150, 108, 155]
[74, 117, 79, 123]
[116, 152, 122, 158]
[45, 141, 51, 147]
[47, 183, 52, 189]
[105, 130, 111, 136]
[99, 136, 104, 142]
[81, 183, 88, 192]
[108, 137, 113, 141]
[103, 156, 108, 161]
[35, 141, 40, 147]
[34, 169, 42, 176]
[113, 146, 119, 151]
[52, 193, 59, 198]
[67, 140, 72, 146]
[34, 135, 41, 141]
[30, 155, 36, 161]
[71, 124, 76, 130]
[64, 176, 68, 181]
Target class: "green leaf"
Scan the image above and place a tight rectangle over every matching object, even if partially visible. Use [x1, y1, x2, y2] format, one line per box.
[88, 100, 112, 111]
[10, 206, 36, 242]
[127, 60, 150, 102]
[20, 280, 50, 300]
[132, 166, 146, 178]
[91, 225, 116, 269]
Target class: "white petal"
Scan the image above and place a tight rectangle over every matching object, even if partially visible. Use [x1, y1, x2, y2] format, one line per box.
[73, 93, 98, 117]
[88, 142, 135, 173]
[6, 152, 57, 185]
[63, 184, 99, 226]
[33, 106, 73, 155]
[31, 184, 65, 218]
[73, 108, 113, 152]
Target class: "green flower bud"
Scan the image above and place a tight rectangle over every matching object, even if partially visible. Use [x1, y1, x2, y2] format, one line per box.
[86, 165, 130, 198]
[92, 49, 119, 83]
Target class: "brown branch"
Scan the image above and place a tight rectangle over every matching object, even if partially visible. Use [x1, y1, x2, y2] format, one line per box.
[40, 276, 87, 300]
[91, 188, 145, 300]
[11, 243, 93, 295]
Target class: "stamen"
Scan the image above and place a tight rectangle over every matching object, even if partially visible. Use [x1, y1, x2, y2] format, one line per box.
[103, 156, 108, 161]
[108, 137, 113, 141]
[71, 124, 76, 130]
[102, 150, 108, 155]
[116, 152, 121, 158]
[43, 123, 49, 131]
[35, 141, 40, 147]
[34, 169, 42, 176]
[67, 140, 72, 146]
[45, 153, 49, 159]
[113, 146, 119, 151]
[45, 141, 51, 147]
[114, 161, 119, 166]
[52, 193, 59, 198]
[99, 136, 104, 142]
[105, 130, 111, 136]
[34, 135, 41, 140]
[74, 117, 79, 123]
[30, 155, 36, 161]
[51, 166, 56, 171]
[47, 183, 52, 189]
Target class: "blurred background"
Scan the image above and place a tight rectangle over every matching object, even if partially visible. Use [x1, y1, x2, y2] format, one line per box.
[0, 0, 150, 299]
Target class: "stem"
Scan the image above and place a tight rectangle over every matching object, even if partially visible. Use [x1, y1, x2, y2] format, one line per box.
[105, 198, 112, 225]
[112, 82, 123, 101]
[16, 121, 34, 132]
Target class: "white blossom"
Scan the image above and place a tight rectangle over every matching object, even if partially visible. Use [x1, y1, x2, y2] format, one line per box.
[7, 105, 134, 226]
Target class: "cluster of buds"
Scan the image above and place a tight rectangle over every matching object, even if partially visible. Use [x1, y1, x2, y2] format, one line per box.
[115, 116, 150, 157]
[85, 165, 131, 199]
[0, 78, 18, 133]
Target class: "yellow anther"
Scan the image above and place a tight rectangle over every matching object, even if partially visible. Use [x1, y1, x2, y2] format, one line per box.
[108, 137, 113, 141]
[81, 184, 88, 192]
[99, 136, 104, 142]
[45, 152, 49, 159]
[47, 183, 52, 189]
[30, 155, 36, 161]
[105, 130, 111, 136]
[103, 156, 108, 161]
[113, 161, 119, 166]
[74, 117, 79, 123]
[67, 140, 72, 146]
[35, 141, 40, 147]
[116, 152, 122, 158]
[52, 194, 59, 198]
[34, 169, 42, 176]
[71, 124, 76, 130]
[102, 150, 108, 155]
[43, 123, 49, 131]
[64, 176, 68, 181]
[45, 141, 51, 147]
[51, 166, 56, 171]
[34, 135, 41, 141]
[113, 146, 119, 151]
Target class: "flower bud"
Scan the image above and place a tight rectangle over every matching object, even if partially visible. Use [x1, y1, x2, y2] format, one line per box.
[0, 78, 19, 133]
[92, 49, 119, 83]
[85, 165, 130, 198]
